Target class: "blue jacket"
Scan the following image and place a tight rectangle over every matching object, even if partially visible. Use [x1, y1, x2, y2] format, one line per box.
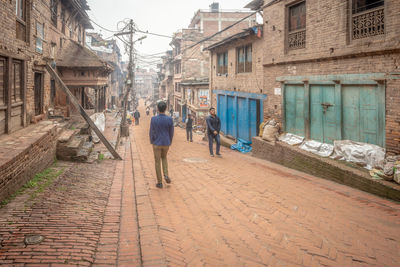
[149, 114, 174, 146]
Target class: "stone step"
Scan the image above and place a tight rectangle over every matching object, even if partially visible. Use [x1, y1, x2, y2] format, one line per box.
[57, 129, 78, 143]
[73, 141, 94, 162]
[56, 135, 86, 161]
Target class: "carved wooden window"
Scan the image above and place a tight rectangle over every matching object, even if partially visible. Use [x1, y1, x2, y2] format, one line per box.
[237, 44, 252, 73]
[217, 52, 228, 75]
[351, 0, 384, 39]
[61, 8, 66, 34]
[16, 0, 27, 41]
[50, 0, 58, 27]
[288, 1, 306, 50]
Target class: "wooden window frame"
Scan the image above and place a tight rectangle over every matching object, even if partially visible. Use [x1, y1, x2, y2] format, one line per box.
[50, 0, 58, 28]
[35, 22, 45, 54]
[285, 0, 306, 51]
[236, 44, 252, 74]
[217, 52, 228, 75]
[16, 0, 28, 42]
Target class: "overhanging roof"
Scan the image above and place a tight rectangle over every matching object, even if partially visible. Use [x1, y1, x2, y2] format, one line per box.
[56, 40, 113, 71]
[244, 0, 264, 10]
[205, 26, 261, 51]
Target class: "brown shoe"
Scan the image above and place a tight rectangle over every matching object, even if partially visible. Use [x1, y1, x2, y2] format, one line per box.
[164, 175, 171, 184]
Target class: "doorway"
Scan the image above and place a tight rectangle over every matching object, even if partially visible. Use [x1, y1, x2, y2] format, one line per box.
[34, 72, 43, 116]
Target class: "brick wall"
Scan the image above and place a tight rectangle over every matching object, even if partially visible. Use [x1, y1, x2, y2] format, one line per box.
[261, 0, 400, 154]
[209, 34, 265, 108]
[0, 124, 58, 203]
[252, 137, 400, 201]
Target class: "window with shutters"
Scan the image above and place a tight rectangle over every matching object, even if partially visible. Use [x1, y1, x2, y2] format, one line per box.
[217, 52, 228, 75]
[287, 1, 306, 50]
[351, 0, 384, 40]
[236, 44, 252, 73]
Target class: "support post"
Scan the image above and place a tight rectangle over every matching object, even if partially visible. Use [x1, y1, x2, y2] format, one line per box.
[45, 63, 122, 160]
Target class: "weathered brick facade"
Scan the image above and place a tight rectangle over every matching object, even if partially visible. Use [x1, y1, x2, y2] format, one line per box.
[257, 0, 400, 154]
[0, 0, 91, 132]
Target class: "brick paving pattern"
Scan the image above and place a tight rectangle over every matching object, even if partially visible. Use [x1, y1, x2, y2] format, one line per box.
[131, 104, 400, 266]
[0, 106, 399, 266]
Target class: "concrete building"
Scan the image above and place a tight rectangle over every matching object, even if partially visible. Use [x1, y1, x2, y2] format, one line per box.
[207, 25, 265, 141]
[170, 3, 257, 123]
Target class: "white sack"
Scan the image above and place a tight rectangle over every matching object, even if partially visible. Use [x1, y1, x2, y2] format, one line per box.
[330, 140, 385, 170]
[279, 133, 304, 146]
[300, 140, 334, 157]
[90, 112, 105, 143]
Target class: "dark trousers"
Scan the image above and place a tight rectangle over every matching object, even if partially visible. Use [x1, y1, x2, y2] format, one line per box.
[208, 133, 220, 155]
[135, 118, 139, 125]
[186, 128, 193, 141]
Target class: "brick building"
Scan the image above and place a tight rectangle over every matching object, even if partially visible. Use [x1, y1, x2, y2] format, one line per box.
[170, 3, 257, 122]
[239, 0, 400, 154]
[86, 32, 123, 109]
[207, 25, 265, 141]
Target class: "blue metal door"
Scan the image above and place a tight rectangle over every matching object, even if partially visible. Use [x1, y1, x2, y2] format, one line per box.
[284, 85, 305, 137]
[310, 84, 339, 144]
[217, 95, 227, 134]
[249, 99, 258, 139]
[237, 97, 249, 141]
[227, 96, 236, 137]
[342, 84, 382, 146]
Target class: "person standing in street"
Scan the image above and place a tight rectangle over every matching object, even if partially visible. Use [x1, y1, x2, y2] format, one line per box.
[152, 107, 157, 116]
[134, 109, 140, 125]
[149, 101, 174, 188]
[186, 114, 193, 142]
[206, 107, 221, 157]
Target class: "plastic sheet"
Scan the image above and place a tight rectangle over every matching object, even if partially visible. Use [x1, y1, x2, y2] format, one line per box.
[299, 140, 334, 157]
[278, 133, 304, 146]
[90, 112, 105, 144]
[231, 138, 252, 153]
[330, 140, 385, 170]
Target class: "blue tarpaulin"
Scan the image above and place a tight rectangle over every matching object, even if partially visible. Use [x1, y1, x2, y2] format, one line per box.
[231, 138, 252, 153]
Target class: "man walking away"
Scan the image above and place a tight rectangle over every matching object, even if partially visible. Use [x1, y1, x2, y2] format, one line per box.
[149, 101, 174, 188]
[134, 110, 140, 125]
[206, 107, 221, 157]
[186, 114, 193, 142]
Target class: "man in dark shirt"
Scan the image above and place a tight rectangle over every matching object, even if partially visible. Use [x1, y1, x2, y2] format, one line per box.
[149, 101, 174, 188]
[186, 114, 193, 142]
[134, 110, 140, 125]
[206, 107, 221, 157]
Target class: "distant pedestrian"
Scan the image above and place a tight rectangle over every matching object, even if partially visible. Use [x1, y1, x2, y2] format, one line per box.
[206, 107, 221, 157]
[169, 108, 174, 117]
[146, 106, 150, 116]
[186, 114, 193, 142]
[134, 110, 140, 125]
[149, 101, 174, 188]
[152, 107, 157, 116]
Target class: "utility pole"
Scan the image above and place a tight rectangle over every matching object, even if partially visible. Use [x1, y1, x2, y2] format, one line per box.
[117, 19, 134, 137]
[116, 20, 146, 137]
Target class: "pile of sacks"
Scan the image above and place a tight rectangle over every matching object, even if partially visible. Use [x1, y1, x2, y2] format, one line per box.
[260, 119, 280, 142]
[382, 156, 400, 184]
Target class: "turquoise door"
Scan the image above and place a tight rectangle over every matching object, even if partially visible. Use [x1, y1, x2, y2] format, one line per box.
[227, 96, 236, 137]
[310, 84, 339, 144]
[342, 84, 383, 146]
[217, 95, 227, 134]
[284, 85, 305, 137]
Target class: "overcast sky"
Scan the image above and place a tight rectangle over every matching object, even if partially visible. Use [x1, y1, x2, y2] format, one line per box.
[86, 0, 254, 68]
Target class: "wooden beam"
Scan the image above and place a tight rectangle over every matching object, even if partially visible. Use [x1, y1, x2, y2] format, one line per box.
[45, 63, 122, 160]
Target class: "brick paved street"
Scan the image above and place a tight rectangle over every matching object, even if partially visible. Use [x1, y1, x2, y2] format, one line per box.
[130, 103, 400, 266]
[0, 105, 399, 266]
